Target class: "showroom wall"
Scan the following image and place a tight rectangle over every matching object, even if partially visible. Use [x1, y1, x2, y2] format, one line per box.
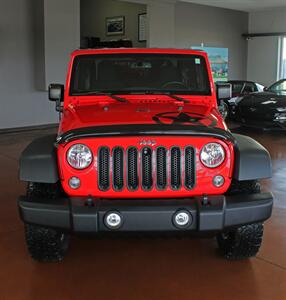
[44, 0, 80, 89]
[247, 36, 280, 86]
[0, 0, 80, 129]
[249, 9, 286, 33]
[174, 2, 249, 80]
[81, 0, 147, 48]
[147, 1, 175, 48]
[0, 0, 57, 129]
[247, 9, 286, 86]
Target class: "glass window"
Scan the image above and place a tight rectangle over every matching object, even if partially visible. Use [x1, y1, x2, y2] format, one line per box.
[230, 82, 244, 94]
[269, 79, 286, 92]
[70, 54, 211, 96]
[281, 37, 286, 79]
[243, 82, 256, 93]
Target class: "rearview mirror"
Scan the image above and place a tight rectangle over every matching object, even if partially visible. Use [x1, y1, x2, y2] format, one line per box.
[49, 84, 64, 102]
[216, 83, 232, 100]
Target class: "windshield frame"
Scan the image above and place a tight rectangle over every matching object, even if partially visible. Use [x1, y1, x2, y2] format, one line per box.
[69, 53, 212, 97]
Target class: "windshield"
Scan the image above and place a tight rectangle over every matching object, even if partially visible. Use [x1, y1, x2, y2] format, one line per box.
[268, 79, 286, 95]
[70, 54, 211, 96]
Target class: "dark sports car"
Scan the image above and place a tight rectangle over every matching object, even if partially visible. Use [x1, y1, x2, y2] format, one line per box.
[236, 79, 286, 129]
[218, 80, 264, 120]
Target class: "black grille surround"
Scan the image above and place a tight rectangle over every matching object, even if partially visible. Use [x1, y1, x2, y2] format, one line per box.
[98, 146, 196, 192]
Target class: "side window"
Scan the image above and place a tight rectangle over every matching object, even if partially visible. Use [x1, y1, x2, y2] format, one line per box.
[243, 83, 255, 94]
[253, 83, 258, 92]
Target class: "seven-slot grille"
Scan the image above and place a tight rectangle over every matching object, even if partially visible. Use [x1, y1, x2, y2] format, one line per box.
[97, 146, 195, 192]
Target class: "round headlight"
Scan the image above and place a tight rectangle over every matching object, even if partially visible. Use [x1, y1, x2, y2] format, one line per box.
[200, 143, 225, 168]
[67, 144, 93, 169]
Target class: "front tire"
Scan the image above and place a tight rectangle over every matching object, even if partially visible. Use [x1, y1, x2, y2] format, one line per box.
[24, 182, 70, 262]
[218, 179, 264, 259]
[25, 224, 70, 262]
[217, 223, 264, 260]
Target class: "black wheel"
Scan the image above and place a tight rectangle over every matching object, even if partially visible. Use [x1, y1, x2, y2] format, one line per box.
[26, 182, 63, 199]
[24, 182, 70, 262]
[217, 223, 264, 260]
[25, 224, 70, 262]
[226, 179, 261, 195]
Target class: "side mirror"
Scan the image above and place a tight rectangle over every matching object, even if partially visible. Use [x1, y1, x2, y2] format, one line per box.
[263, 87, 268, 92]
[216, 83, 232, 101]
[49, 84, 64, 102]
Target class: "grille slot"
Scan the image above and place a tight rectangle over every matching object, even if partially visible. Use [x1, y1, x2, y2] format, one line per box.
[98, 147, 110, 191]
[113, 147, 124, 191]
[156, 147, 167, 190]
[185, 147, 196, 190]
[127, 147, 139, 190]
[170, 147, 181, 190]
[141, 147, 153, 190]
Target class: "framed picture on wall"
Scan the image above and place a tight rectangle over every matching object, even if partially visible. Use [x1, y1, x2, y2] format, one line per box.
[106, 16, 125, 36]
[138, 13, 147, 42]
[192, 46, 229, 82]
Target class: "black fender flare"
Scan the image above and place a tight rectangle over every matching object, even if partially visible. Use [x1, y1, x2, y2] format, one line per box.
[232, 134, 272, 181]
[19, 134, 59, 183]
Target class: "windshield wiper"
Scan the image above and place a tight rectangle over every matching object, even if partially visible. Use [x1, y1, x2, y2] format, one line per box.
[164, 92, 190, 104]
[73, 91, 129, 103]
[139, 91, 190, 104]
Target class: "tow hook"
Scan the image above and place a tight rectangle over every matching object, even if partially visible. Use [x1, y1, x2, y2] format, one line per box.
[202, 195, 209, 206]
[85, 196, 95, 207]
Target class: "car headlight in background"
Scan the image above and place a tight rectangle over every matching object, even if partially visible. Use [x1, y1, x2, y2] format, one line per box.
[67, 144, 93, 169]
[200, 143, 225, 168]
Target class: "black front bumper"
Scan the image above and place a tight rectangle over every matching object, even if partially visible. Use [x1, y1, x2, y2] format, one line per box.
[18, 193, 273, 234]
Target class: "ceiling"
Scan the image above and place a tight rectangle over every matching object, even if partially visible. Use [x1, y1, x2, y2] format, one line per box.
[181, 0, 286, 12]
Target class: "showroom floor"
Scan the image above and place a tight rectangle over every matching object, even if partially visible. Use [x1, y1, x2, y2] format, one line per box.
[0, 126, 285, 300]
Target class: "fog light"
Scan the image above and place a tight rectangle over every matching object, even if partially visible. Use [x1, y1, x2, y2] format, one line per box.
[173, 210, 191, 228]
[213, 175, 225, 187]
[69, 177, 81, 189]
[104, 212, 123, 230]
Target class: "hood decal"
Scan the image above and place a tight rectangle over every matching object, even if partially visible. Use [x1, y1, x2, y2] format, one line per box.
[152, 112, 217, 127]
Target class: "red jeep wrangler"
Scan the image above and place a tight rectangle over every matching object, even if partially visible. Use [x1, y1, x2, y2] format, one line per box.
[18, 48, 273, 262]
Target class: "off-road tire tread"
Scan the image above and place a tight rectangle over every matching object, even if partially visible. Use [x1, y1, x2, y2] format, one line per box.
[25, 224, 70, 262]
[24, 182, 70, 262]
[217, 223, 264, 260]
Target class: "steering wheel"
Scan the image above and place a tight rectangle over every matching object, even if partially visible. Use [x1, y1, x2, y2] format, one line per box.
[162, 81, 187, 89]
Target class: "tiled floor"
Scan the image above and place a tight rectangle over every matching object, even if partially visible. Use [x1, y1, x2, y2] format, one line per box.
[0, 126, 285, 300]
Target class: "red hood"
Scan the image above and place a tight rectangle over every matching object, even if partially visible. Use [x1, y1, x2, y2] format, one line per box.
[59, 96, 225, 134]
